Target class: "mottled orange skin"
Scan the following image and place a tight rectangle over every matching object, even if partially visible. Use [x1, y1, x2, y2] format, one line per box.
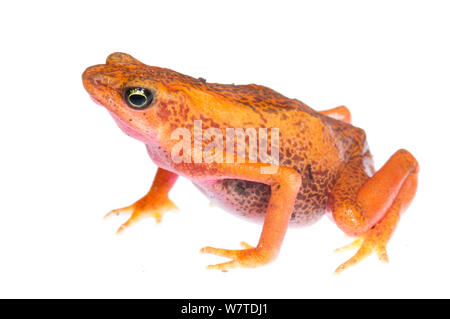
[82, 53, 419, 272]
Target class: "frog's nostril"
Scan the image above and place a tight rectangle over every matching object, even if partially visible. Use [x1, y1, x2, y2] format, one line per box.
[82, 67, 107, 94]
[82, 65, 106, 84]
[91, 75, 103, 85]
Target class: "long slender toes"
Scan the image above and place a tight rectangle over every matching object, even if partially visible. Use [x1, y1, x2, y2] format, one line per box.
[376, 246, 389, 263]
[335, 245, 372, 274]
[335, 260, 354, 274]
[200, 246, 240, 258]
[334, 237, 364, 252]
[104, 206, 134, 219]
[206, 260, 239, 271]
[116, 214, 140, 234]
[116, 223, 129, 234]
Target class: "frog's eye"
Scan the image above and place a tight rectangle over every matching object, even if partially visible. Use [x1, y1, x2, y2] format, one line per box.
[124, 87, 153, 109]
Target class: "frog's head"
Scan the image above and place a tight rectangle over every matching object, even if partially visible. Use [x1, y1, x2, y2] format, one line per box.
[82, 52, 197, 143]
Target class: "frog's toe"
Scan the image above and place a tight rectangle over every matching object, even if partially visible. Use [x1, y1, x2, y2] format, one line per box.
[104, 205, 134, 219]
[334, 233, 390, 274]
[115, 208, 170, 234]
[334, 243, 373, 274]
[116, 213, 141, 234]
[205, 260, 240, 272]
[200, 246, 242, 271]
[200, 244, 275, 270]
[239, 241, 254, 249]
[375, 245, 389, 263]
[334, 237, 364, 253]
[200, 246, 241, 259]
[106, 197, 178, 234]
[115, 208, 168, 234]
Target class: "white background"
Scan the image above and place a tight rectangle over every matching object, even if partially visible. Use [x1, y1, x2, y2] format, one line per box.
[1, 1, 449, 298]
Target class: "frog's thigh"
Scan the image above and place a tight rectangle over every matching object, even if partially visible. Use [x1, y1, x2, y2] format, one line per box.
[184, 159, 302, 269]
[319, 105, 352, 123]
[329, 149, 418, 237]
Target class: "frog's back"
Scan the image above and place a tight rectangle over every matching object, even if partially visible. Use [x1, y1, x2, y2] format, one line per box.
[192, 82, 368, 226]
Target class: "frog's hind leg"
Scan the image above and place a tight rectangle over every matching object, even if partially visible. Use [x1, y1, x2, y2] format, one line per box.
[105, 167, 179, 233]
[328, 149, 419, 273]
[319, 105, 352, 123]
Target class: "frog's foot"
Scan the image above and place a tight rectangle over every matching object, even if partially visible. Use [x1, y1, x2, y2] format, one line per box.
[104, 195, 178, 234]
[334, 224, 391, 274]
[330, 149, 419, 274]
[200, 242, 277, 271]
[333, 163, 418, 274]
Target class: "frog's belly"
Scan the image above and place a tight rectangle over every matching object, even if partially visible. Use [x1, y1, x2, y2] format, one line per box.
[193, 178, 330, 226]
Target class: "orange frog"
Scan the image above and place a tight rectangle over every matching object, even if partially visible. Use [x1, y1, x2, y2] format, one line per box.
[82, 53, 419, 273]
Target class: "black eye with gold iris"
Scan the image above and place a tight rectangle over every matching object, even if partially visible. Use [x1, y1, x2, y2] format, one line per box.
[124, 87, 153, 109]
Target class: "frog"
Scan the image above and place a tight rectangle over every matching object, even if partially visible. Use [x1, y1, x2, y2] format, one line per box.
[82, 53, 419, 273]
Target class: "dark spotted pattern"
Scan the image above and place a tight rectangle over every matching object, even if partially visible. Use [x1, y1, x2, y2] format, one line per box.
[194, 115, 368, 227]
[83, 52, 369, 227]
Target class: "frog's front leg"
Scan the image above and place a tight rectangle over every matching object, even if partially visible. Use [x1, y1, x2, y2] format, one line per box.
[181, 159, 302, 270]
[329, 149, 419, 273]
[105, 167, 179, 233]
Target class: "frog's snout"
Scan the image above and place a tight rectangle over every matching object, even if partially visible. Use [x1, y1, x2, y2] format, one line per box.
[83, 65, 101, 84]
[83, 52, 142, 93]
[82, 65, 109, 93]
[82, 65, 112, 109]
